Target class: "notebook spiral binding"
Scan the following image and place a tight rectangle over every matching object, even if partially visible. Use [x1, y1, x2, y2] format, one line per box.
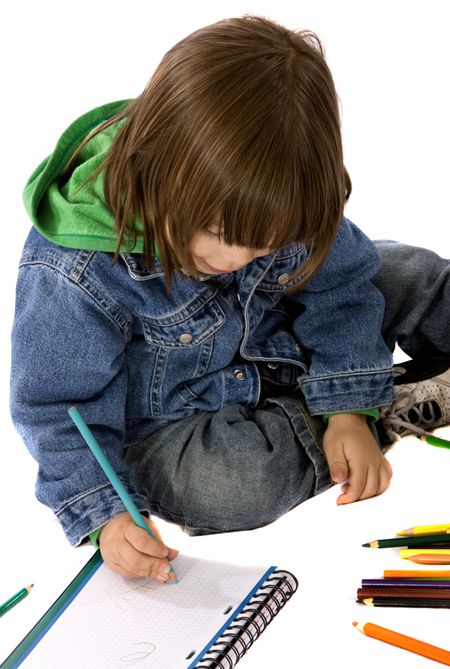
[195, 570, 298, 668]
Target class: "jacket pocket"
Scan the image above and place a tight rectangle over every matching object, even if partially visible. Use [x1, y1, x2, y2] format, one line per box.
[140, 297, 225, 347]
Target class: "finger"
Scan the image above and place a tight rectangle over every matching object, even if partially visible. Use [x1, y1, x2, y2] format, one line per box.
[106, 558, 145, 579]
[338, 458, 392, 504]
[355, 465, 381, 501]
[336, 461, 368, 505]
[356, 459, 393, 501]
[115, 539, 174, 581]
[124, 522, 173, 560]
[376, 459, 393, 495]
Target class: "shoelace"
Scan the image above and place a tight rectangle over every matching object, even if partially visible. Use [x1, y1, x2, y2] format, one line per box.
[380, 389, 439, 442]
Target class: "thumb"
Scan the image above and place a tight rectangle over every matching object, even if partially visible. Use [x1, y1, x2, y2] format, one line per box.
[324, 441, 349, 484]
[144, 516, 179, 561]
[329, 461, 348, 484]
[144, 516, 163, 542]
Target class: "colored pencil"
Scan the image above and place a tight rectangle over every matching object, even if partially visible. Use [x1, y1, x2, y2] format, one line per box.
[353, 621, 450, 665]
[363, 533, 450, 549]
[417, 434, 450, 450]
[359, 597, 450, 608]
[68, 407, 177, 582]
[357, 587, 450, 599]
[362, 578, 450, 588]
[384, 569, 450, 578]
[400, 549, 450, 557]
[0, 585, 33, 617]
[396, 523, 450, 537]
[404, 555, 450, 565]
[400, 550, 450, 565]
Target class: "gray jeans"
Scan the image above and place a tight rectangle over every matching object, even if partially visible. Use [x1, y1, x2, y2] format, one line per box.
[125, 241, 450, 535]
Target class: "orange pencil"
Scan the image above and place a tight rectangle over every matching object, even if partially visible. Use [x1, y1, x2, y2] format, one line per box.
[353, 621, 450, 666]
[384, 569, 450, 578]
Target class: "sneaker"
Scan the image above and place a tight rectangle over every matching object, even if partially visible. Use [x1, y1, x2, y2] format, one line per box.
[392, 355, 450, 385]
[379, 369, 450, 444]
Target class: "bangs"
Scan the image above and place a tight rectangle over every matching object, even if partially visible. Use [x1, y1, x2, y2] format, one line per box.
[79, 16, 348, 291]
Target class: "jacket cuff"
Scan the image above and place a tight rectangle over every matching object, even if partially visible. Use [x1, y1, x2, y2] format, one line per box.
[300, 368, 394, 415]
[322, 407, 380, 424]
[88, 526, 104, 548]
[56, 481, 151, 547]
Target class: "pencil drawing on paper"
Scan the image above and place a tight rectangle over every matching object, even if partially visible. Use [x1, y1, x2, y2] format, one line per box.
[120, 642, 156, 665]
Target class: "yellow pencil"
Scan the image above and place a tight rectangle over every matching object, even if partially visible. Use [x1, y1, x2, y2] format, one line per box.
[396, 523, 450, 537]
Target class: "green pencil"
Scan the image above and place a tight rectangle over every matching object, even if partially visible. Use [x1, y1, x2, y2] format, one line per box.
[417, 434, 450, 450]
[0, 585, 33, 616]
[363, 533, 450, 549]
[68, 407, 177, 582]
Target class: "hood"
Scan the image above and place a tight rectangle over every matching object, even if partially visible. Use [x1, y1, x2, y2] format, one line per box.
[22, 99, 145, 253]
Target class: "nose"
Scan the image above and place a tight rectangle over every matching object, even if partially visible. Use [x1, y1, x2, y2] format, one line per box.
[223, 247, 270, 271]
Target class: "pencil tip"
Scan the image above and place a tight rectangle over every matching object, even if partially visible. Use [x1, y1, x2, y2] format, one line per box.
[352, 621, 358, 627]
[362, 542, 370, 547]
[167, 571, 178, 584]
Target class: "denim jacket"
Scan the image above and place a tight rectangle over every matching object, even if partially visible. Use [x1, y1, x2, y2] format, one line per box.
[10, 217, 394, 545]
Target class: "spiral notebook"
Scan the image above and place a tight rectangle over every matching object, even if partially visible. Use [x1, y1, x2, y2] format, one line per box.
[3, 550, 298, 669]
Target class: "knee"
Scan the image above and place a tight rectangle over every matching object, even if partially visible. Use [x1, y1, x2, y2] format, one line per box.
[182, 454, 317, 534]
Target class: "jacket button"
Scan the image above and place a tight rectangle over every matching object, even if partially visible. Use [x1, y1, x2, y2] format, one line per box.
[233, 369, 246, 380]
[267, 362, 279, 370]
[179, 333, 193, 344]
[277, 273, 290, 285]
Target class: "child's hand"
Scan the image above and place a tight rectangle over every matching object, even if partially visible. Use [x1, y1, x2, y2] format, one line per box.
[98, 512, 178, 580]
[322, 413, 393, 505]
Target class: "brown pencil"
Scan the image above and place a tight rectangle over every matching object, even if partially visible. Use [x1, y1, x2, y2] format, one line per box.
[353, 621, 450, 664]
[357, 587, 450, 599]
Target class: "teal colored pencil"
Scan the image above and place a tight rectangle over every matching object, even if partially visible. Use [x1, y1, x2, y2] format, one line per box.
[68, 407, 177, 581]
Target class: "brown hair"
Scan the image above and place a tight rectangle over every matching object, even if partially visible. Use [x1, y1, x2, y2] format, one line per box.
[74, 15, 351, 290]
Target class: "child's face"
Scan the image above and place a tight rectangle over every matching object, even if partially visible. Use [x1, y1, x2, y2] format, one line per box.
[189, 226, 272, 275]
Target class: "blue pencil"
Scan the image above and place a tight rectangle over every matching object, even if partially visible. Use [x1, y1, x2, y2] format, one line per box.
[68, 406, 177, 581]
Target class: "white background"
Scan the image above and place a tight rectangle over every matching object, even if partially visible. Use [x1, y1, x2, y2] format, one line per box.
[1, 1, 449, 667]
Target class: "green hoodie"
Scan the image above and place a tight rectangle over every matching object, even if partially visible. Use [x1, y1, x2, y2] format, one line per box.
[23, 99, 145, 253]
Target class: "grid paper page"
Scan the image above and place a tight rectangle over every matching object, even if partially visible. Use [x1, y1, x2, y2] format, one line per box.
[19, 555, 271, 669]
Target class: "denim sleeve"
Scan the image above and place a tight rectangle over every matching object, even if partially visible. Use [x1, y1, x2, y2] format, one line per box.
[292, 218, 395, 415]
[10, 263, 151, 546]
